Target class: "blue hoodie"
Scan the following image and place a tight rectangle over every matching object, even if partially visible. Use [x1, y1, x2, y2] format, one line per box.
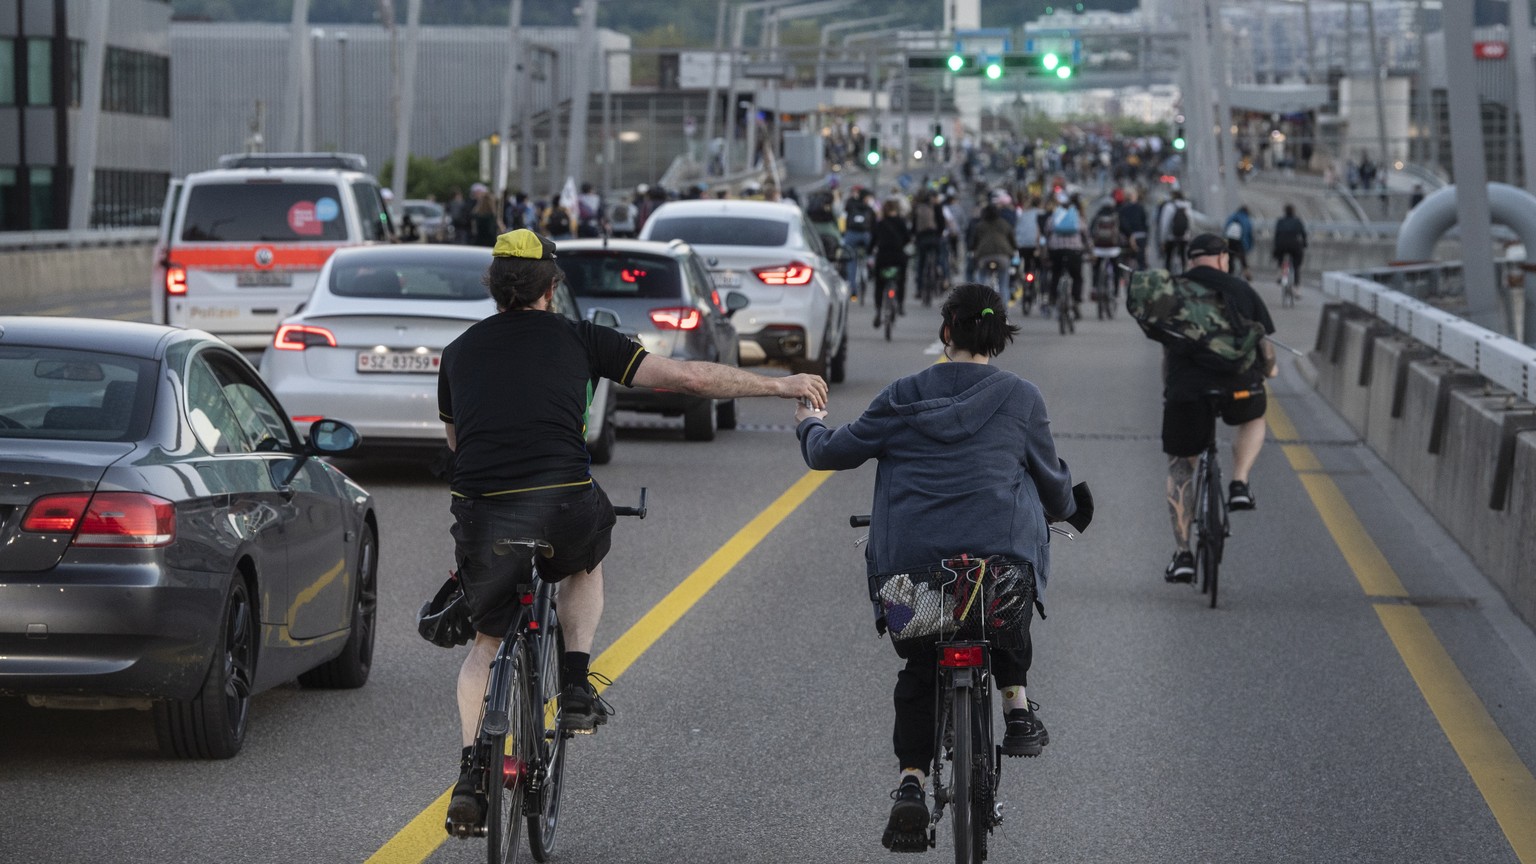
[797, 362, 1075, 596]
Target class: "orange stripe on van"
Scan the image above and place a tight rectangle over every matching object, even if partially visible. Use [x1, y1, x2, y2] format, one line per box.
[169, 244, 348, 271]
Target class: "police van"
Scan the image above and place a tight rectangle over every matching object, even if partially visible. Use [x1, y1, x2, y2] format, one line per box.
[152, 153, 395, 349]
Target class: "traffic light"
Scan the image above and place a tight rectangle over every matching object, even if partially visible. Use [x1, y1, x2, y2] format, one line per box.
[1040, 52, 1073, 80]
[984, 59, 1003, 80]
[1172, 127, 1187, 150]
[947, 53, 966, 73]
[865, 137, 881, 166]
[931, 124, 945, 149]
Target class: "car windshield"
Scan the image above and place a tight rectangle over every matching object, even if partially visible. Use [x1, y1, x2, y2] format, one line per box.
[558, 253, 682, 300]
[405, 204, 442, 219]
[645, 216, 790, 247]
[0, 346, 155, 441]
[329, 253, 491, 301]
[180, 181, 350, 242]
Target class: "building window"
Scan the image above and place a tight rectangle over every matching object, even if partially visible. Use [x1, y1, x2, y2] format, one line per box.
[0, 39, 15, 106]
[91, 169, 170, 228]
[26, 38, 52, 106]
[29, 167, 55, 230]
[0, 168, 21, 231]
[103, 47, 169, 117]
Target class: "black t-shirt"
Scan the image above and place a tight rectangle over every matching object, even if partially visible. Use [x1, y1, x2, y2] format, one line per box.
[439, 310, 646, 496]
[1163, 266, 1276, 402]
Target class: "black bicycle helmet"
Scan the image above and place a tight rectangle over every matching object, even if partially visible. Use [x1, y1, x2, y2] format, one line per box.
[417, 572, 475, 648]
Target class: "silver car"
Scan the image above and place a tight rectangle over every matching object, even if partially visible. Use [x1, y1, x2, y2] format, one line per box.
[259, 245, 618, 463]
[638, 199, 850, 383]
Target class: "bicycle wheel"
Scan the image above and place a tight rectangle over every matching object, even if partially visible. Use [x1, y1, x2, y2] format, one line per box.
[951, 678, 974, 864]
[884, 289, 896, 341]
[1205, 457, 1226, 609]
[527, 626, 567, 861]
[1057, 283, 1074, 335]
[969, 679, 996, 862]
[1193, 455, 1211, 596]
[485, 647, 530, 864]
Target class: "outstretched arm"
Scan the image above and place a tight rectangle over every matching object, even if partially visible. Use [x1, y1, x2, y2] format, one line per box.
[630, 354, 828, 409]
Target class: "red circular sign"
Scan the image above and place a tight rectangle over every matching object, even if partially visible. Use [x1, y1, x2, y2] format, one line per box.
[1475, 41, 1509, 60]
[288, 201, 323, 236]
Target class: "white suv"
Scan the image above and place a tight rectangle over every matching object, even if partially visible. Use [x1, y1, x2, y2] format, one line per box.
[638, 199, 849, 382]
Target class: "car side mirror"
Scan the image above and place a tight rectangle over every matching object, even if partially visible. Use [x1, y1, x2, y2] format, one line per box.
[723, 291, 749, 317]
[587, 307, 623, 329]
[280, 418, 361, 486]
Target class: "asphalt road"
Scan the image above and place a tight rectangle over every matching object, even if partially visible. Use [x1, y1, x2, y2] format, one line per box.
[3, 274, 1536, 864]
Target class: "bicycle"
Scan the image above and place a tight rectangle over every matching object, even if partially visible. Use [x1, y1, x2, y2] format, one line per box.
[875, 265, 901, 342]
[1190, 393, 1236, 609]
[919, 244, 945, 308]
[1277, 255, 1298, 308]
[1054, 268, 1075, 335]
[851, 515, 1074, 863]
[978, 257, 1008, 301]
[1091, 248, 1121, 320]
[452, 490, 647, 862]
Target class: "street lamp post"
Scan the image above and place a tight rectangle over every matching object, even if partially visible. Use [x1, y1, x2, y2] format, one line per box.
[725, 0, 800, 174]
[337, 31, 348, 152]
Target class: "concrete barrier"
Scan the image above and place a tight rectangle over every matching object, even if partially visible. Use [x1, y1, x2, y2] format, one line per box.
[0, 245, 152, 310]
[1310, 311, 1536, 630]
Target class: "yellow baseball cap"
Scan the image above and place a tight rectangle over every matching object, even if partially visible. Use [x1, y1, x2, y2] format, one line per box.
[492, 229, 557, 260]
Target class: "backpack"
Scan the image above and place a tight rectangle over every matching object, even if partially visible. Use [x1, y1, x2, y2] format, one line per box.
[545, 207, 571, 235]
[845, 202, 872, 232]
[1224, 219, 1243, 241]
[1091, 212, 1119, 246]
[1169, 206, 1190, 239]
[610, 203, 631, 224]
[1051, 206, 1080, 235]
[508, 204, 528, 230]
[1126, 268, 1266, 376]
[914, 203, 937, 234]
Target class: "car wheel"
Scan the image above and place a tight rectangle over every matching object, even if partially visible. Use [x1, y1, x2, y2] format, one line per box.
[683, 398, 717, 441]
[716, 398, 738, 430]
[298, 524, 377, 689]
[153, 576, 256, 759]
[588, 410, 617, 464]
[829, 330, 848, 384]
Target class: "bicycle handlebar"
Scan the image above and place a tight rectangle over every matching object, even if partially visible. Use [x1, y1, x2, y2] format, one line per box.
[613, 487, 648, 519]
[850, 514, 870, 528]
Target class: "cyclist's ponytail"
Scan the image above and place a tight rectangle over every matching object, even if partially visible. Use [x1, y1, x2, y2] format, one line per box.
[483, 256, 563, 310]
[941, 282, 1018, 358]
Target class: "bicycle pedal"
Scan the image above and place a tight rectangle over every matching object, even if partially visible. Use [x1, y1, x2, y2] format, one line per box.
[444, 816, 484, 839]
[883, 831, 932, 853]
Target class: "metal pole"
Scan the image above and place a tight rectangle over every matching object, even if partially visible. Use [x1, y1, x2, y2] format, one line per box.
[520, 45, 535, 196]
[305, 28, 320, 152]
[901, 60, 911, 173]
[1442, 0, 1506, 335]
[1208, 0, 1238, 216]
[389, 0, 421, 202]
[495, 0, 524, 199]
[337, 32, 348, 152]
[870, 57, 882, 194]
[1364, 1, 1389, 190]
[1302, 0, 1316, 86]
[703, 0, 727, 171]
[565, 0, 599, 186]
[1510, 0, 1536, 190]
[602, 49, 614, 194]
[284, 0, 310, 151]
[1415, 0, 1436, 172]
[549, 53, 563, 195]
[66, 0, 109, 235]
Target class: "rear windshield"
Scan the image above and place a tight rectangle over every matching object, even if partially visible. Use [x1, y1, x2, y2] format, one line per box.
[180, 181, 350, 242]
[557, 253, 681, 300]
[0, 346, 155, 442]
[644, 216, 789, 247]
[329, 253, 491, 301]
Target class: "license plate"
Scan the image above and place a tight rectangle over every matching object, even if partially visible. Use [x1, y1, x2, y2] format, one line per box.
[714, 270, 742, 288]
[236, 271, 293, 287]
[356, 350, 441, 373]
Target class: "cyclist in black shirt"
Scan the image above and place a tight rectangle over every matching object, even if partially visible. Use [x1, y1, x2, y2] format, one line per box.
[439, 229, 828, 831]
[1161, 234, 1277, 582]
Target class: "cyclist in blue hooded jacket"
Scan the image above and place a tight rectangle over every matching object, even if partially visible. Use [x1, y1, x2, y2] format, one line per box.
[791, 282, 1088, 849]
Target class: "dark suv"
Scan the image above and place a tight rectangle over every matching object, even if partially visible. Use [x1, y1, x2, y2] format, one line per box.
[556, 238, 749, 441]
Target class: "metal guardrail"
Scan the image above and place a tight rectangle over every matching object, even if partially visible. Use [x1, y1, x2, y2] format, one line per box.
[1322, 267, 1536, 403]
[0, 228, 157, 251]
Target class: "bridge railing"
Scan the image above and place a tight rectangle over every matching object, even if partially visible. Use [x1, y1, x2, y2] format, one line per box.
[1322, 265, 1536, 402]
[0, 227, 157, 252]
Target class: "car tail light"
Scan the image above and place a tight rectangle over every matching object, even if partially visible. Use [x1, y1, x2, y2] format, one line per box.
[753, 262, 814, 285]
[649, 307, 702, 330]
[939, 645, 985, 668]
[22, 492, 175, 547]
[1025, 271, 1035, 283]
[166, 265, 188, 296]
[274, 323, 337, 351]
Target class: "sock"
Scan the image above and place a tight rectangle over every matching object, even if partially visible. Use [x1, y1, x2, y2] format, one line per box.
[1002, 686, 1029, 712]
[561, 651, 591, 684]
[899, 768, 927, 786]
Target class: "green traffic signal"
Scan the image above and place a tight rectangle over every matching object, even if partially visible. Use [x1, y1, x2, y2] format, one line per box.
[985, 62, 1002, 80]
[1173, 136, 1186, 151]
[947, 54, 965, 72]
[1042, 53, 1060, 72]
[866, 149, 881, 166]
[933, 134, 945, 148]
[1056, 65, 1073, 79]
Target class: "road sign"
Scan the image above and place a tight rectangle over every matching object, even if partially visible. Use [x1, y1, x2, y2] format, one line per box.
[823, 61, 869, 78]
[740, 62, 794, 80]
[1474, 41, 1509, 60]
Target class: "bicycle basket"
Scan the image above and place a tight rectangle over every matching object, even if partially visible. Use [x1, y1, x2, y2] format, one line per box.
[868, 557, 1035, 651]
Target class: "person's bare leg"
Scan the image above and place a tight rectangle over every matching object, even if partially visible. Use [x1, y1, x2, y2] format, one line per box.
[558, 563, 603, 654]
[1231, 416, 1267, 484]
[1166, 455, 1197, 550]
[456, 632, 500, 747]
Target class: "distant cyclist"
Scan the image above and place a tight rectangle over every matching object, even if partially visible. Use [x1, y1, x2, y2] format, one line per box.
[1117, 188, 1149, 270]
[1272, 203, 1308, 288]
[439, 229, 828, 832]
[791, 282, 1090, 849]
[870, 197, 912, 325]
[842, 188, 876, 300]
[1161, 234, 1277, 582]
[970, 204, 1016, 295]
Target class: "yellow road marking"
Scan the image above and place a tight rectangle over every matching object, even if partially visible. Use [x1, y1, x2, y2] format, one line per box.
[363, 470, 832, 864]
[1268, 395, 1536, 862]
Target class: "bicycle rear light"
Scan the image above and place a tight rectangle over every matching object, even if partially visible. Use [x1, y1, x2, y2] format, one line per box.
[939, 645, 985, 667]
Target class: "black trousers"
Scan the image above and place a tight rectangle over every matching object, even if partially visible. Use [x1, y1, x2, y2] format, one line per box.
[892, 635, 1031, 772]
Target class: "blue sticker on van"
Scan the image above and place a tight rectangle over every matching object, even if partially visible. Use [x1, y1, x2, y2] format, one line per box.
[315, 197, 340, 221]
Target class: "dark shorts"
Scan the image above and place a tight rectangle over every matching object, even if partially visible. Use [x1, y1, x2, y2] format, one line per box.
[1162, 389, 1267, 457]
[450, 482, 616, 637]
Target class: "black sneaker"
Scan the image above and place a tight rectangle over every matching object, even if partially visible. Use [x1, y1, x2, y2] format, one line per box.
[881, 777, 929, 852]
[560, 672, 615, 734]
[1164, 550, 1195, 583]
[445, 747, 484, 836]
[1001, 702, 1050, 757]
[1229, 480, 1255, 510]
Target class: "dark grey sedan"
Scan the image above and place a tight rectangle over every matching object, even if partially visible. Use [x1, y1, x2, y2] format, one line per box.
[0, 317, 376, 759]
